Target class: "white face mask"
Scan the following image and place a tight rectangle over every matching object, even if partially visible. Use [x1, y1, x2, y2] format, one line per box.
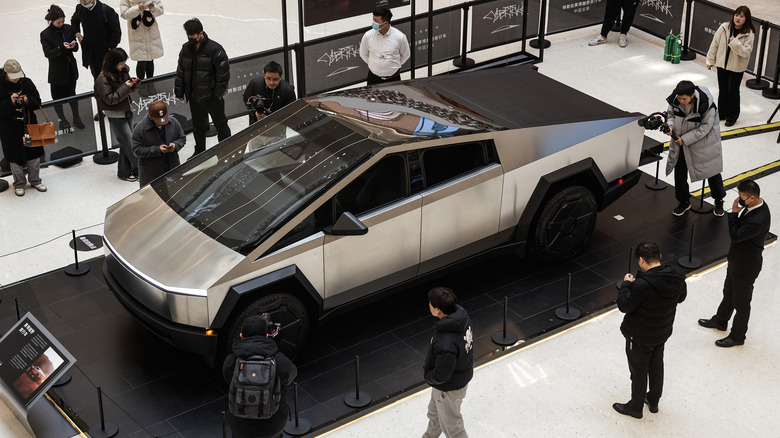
[83, 1, 96, 10]
[372, 22, 381, 31]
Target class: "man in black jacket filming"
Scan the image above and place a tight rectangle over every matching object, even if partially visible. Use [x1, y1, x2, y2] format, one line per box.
[613, 242, 687, 419]
[174, 18, 230, 159]
[222, 315, 297, 438]
[423, 287, 474, 438]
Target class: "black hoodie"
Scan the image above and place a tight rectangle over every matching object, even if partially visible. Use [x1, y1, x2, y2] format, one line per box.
[617, 265, 687, 346]
[423, 304, 474, 391]
[222, 336, 297, 437]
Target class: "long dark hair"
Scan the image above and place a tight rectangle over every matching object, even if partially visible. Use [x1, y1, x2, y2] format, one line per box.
[731, 6, 755, 34]
[45, 5, 65, 22]
[101, 48, 129, 81]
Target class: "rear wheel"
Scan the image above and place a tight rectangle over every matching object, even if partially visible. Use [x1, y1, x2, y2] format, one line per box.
[531, 186, 597, 263]
[223, 293, 310, 362]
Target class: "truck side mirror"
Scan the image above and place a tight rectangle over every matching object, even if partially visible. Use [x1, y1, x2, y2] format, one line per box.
[323, 211, 368, 236]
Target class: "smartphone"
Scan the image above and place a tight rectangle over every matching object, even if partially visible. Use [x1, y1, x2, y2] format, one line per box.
[130, 78, 140, 85]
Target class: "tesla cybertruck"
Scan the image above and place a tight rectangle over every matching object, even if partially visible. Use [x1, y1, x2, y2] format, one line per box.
[103, 65, 645, 362]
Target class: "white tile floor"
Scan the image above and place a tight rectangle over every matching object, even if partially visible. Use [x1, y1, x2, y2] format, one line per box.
[1, 1, 779, 436]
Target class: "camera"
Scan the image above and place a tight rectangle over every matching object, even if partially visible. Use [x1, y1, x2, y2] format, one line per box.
[638, 111, 678, 141]
[246, 95, 270, 113]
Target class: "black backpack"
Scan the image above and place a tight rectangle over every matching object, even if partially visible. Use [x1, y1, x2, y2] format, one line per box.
[228, 355, 281, 419]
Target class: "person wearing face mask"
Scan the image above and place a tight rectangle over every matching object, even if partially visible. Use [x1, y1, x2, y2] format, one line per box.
[698, 179, 770, 348]
[71, 0, 121, 80]
[40, 4, 84, 131]
[174, 18, 230, 159]
[0, 60, 46, 197]
[705, 6, 755, 127]
[359, 7, 410, 85]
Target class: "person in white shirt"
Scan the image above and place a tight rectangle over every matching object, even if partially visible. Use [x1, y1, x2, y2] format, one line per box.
[359, 7, 410, 85]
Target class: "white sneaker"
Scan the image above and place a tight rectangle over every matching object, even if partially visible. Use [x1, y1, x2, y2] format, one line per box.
[32, 184, 47, 192]
[588, 35, 607, 46]
[15, 188, 24, 196]
[619, 34, 627, 47]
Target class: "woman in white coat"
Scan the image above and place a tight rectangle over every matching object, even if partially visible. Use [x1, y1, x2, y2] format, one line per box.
[119, 0, 164, 80]
[705, 6, 754, 127]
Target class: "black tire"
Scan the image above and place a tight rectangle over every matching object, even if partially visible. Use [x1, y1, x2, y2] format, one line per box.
[531, 186, 597, 263]
[222, 293, 310, 363]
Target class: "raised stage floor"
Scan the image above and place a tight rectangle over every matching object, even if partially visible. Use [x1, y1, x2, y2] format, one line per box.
[0, 172, 762, 437]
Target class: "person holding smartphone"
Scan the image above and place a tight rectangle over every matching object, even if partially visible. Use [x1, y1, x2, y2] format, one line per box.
[40, 4, 84, 130]
[131, 100, 185, 186]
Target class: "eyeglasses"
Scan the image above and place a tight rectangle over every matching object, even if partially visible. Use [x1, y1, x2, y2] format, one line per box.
[264, 76, 281, 83]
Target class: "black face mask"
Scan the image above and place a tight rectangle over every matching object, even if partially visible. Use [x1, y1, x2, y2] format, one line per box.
[187, 37, 198, 48]
[738, 197, 748, 208]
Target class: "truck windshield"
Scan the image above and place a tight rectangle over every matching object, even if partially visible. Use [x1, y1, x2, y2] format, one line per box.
[150, 100, 380, 255]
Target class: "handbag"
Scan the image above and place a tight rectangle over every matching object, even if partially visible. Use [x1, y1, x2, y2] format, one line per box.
[26, 106, 56, 147]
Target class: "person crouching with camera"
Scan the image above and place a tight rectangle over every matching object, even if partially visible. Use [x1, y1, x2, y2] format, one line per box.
[242, 61, 296, 125]
[131, 100, 185, 186]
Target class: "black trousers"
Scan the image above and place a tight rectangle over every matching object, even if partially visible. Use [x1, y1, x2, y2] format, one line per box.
[190, 96, 231, 154]
[716, 68, 744, 123]
[51, 83, 81, 125]
[625, 339, 665, 411]
[715, 262, 760, 342]
[136, 60, 155, 80]
[367, 70, 401, 85]
[673, 147, 726, 204]
[600, 0, 640, 36]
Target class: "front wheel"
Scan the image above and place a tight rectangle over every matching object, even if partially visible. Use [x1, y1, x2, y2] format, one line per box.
[223, 293, 310, 363]
[531, 186, 597, 263]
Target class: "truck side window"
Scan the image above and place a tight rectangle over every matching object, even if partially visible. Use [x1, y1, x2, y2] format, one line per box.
[422, 142, 487, 188]
[335, 154, 408, 217]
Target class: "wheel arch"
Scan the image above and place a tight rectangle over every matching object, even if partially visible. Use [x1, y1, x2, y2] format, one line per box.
[514, 158, 608, 246]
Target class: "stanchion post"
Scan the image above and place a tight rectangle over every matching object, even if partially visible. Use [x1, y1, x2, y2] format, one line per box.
[65, 230, 90, 276]
[92, 112, 119, 165]
[678, 224, 702, 269]
[491, 296, 518, 346]
[284, 382, 312, 436]
[453, 5, 474, 68]
[761, 45, 780, 100]
[89, 386, 119, 438]
[343, 355, 371, 408]
[529, 0, 551, 52]
[691, 180, 713, 214]
[221, 411, 227, 438]
[645, 157, 668, 190]
[555, 273, 581, 321]
[680, 0, 697, 61]
[14, 297, 20, 321]
[746, 21, 769, 90]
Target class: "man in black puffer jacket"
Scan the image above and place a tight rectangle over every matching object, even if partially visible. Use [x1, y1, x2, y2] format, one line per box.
[174, 18, 230, 159]
[423, 287, 474, 438]
[613, 241, 687, 419]
[222, 315, 297, 438]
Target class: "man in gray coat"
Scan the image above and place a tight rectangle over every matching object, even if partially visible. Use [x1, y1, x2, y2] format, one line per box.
[132, 100, 185, 186]
[665, 80, 726, 216]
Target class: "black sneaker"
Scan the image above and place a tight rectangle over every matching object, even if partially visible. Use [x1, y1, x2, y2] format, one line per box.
[672, 202, 691, 216]
[714, 201, 725, 217]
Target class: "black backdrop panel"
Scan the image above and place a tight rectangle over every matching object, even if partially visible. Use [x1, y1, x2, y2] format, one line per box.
[633, 0, 684, 37]
[40, 95, 99, 163]
[766, 26, 779, 79]
[399, 10, 462, 69]
[305, 33, 370, 95]
[689, 3, 758, 74]
[303, 0, 409, 27]
[471, 0, 540, 51]
[547, 0, 606, 34]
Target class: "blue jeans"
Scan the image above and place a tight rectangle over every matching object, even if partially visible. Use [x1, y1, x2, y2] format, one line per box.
[108, 111, 138, 178]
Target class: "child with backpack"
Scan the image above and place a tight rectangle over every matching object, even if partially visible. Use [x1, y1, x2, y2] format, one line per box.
[222, 315, 297, 438]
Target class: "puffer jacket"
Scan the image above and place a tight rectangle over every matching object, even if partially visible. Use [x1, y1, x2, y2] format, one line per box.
[664, 85, 723, 181]
[423, 305, 474, 392]
[706, 21, 754, 73]
[93, 66, 139, 113]
[119, 0, 164, 61]
[174, 32, 229, 103]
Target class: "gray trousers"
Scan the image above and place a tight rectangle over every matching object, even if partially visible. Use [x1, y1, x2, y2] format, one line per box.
[423, 385, 468, 438]
[10, 158, 42, 189]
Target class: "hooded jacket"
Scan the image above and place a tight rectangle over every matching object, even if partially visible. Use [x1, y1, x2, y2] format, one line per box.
[423, 304, 474, 392]
[119, 0, 164, 62]
[222, 335, 297, 437]
[706, 21, 754, 73]
[617, 265, 687, 346]
[174, 32, 229, 103]
[664, 85, 723, 182]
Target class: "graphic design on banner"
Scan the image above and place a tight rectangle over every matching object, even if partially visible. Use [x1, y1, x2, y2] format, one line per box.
[639, 0, 674, 23]
[634, 0, 683, 37]
[472, 0, 539, 50]
[318, 45, 362, 77]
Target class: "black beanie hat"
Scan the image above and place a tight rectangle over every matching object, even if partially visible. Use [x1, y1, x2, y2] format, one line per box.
[241, 315, 268, 337]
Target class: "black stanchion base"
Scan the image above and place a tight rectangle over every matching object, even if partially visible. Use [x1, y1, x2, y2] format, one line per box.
[680, 50, 697, 61]
[529, 39, 551, 49]
[555, 306, 581, 321]
[53, 372, 72, 386]
[746, 79, 769, 90]
[89, 423, 119, 438]
[762, 88, 780, 100]
[92, 151, 119, 165]
[491, 330, 518, 346]
[284, 418, 312, 436]
[677, 255, 702, 269]
[453, 57, 475, 68]
[645, 179, 668, 190]
[65, 263, 90, 276]
[343, 391, 372, 408]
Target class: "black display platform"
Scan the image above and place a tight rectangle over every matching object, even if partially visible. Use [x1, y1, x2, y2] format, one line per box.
[0, 172, 748, 437]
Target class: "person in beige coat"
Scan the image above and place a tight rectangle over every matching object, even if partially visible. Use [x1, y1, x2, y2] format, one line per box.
[119, 0, 164, 80]
[705, 6, 754, 127]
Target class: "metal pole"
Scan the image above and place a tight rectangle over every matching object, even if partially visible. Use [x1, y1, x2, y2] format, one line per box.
[680, 0, 696, 61]
[427, 0, 433, 77]
[746, 21, 769, 90]
[411, 0, 416, 78]
[97, 387, 106, 430]
[71, 230, 80, 270]
[282, 0, 290, 81]
[297, 0, 306, 96]
[565, 273, 572, 313]
[521, 0, 529, 54]
[502, 296, 508, 337]
[354, 355, 360, 399]
[688, 224, 695, 263]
